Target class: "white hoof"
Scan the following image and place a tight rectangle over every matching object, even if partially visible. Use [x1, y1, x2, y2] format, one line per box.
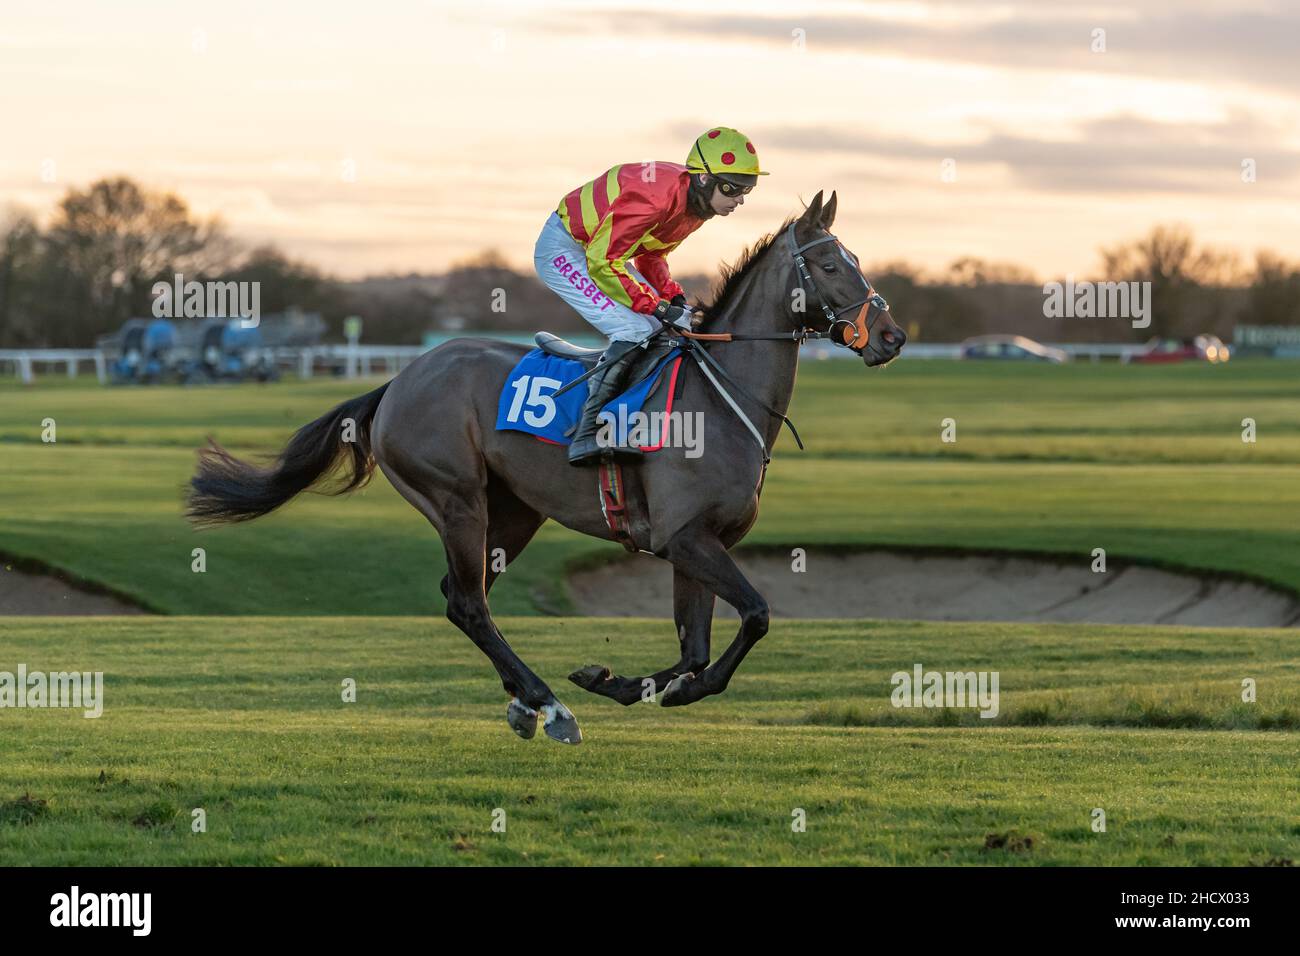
[540, 702, 583, 745]
[507, 698, 539, 739]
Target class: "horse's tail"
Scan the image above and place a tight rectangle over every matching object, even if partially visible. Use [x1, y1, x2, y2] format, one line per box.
[186, 382, 391, 527]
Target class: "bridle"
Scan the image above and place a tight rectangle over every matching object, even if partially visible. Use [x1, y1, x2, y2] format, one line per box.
[648, 221, 896, 460]
[677, 221, 892, 356]
[784, 221, 891, 354]
[556, 219, 898, 462]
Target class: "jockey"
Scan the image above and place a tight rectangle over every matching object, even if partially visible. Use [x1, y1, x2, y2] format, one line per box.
[534, 127, 768, 465]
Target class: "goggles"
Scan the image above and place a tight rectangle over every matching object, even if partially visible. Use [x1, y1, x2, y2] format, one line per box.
[716, 180, 753, 197]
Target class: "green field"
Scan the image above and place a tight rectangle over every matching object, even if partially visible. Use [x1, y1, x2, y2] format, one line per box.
[2, 360, 1298, 614]
[1, 360, 1298, 865]
[1, 616, 1297, 865]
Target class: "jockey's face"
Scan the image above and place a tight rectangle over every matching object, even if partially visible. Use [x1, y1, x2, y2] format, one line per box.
[708, 179, 746, 216]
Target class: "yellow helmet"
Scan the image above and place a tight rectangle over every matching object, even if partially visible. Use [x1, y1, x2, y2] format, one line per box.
[686, 127, 769, 178]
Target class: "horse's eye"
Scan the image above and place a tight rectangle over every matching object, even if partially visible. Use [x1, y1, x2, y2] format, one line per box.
[821, 262, 837, 273]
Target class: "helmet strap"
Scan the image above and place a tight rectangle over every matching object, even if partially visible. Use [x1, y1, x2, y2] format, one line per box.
[687, 173, 716, 219]
[692, 141, 715, 177]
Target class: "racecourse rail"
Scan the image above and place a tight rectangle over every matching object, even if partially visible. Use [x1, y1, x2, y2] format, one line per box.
[0, 344, 428, 384]
[0, 340, 1146, 383]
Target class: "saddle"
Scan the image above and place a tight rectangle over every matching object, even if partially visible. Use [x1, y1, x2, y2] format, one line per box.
[535, 331, 604, 366]
[534, 331, 673, 381]
[528, 332, 678, 555]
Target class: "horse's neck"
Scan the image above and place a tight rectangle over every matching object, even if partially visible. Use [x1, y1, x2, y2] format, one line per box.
[709, 260, 800, 451]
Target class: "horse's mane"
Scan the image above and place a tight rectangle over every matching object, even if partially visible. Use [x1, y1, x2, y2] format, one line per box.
[696, 216, 796, 329]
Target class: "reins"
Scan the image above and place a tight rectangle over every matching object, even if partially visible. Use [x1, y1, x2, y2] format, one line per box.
[680, 222, 890, 351]
[668, 331, 802, 462]
[553, 222, 893, 464]
[663, 222, 892, 462]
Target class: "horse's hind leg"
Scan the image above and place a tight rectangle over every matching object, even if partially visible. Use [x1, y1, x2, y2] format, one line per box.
[439, 477, 543, 599]
[570, 566, 714, 705]
[477, 482, 547, 735]
[383, 465, 580, 743]
[443, 508, 581, 743]
[484, 477, 545, 596]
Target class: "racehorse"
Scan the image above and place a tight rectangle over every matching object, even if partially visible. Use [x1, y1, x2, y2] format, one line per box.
[186, 190, 907, 744]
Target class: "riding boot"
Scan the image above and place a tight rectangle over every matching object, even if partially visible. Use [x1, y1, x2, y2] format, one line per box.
[567, 340, 644, 466]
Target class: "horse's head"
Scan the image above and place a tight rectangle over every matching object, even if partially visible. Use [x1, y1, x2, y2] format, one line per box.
[789, 190, 906, 366]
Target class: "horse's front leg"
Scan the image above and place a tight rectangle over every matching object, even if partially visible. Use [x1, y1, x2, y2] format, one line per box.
[569, 566, 715, 705]
[659, 528, 768, 707]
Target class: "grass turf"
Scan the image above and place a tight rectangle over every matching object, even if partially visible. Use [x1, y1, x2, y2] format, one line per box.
[1, 360, 1297, 614]
[1, 616, 1296, 866]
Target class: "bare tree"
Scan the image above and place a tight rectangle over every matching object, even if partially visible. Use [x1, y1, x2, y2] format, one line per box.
[946, 256, 1037, 287]
[1101, 225, 1187, 338]
[0, 211, 46, 346]
[41, 177, 233, 342]
[1244, 251, 1300, 326]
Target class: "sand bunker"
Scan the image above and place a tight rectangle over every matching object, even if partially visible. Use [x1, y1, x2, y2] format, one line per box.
[0, 562, 147, 616]
[5, 547, 1296, 626]
[567, 549, 1300, 628]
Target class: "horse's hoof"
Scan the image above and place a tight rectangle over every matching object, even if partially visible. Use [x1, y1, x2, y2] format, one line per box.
[568, 664, 611, 691]
[540, 702, 583, 745]
[661, 673, 697, 707]
[507, 698, 538, 740]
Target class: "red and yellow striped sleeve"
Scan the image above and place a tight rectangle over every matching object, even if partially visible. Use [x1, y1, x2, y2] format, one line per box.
[583, 185, 666, 315]
[633, 240, 685, 301]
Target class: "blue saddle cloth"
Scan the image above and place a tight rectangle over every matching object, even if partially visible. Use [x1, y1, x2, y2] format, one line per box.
[495, 348, 682, 445]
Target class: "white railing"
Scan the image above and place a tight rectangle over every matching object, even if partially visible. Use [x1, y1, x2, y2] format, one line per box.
[891, 343, 1145, 361]
[0, 340, 1158, 383]
[778, 341, 1145, 361]
[278, 344, 429, 379]
[0, 349, 108, 384]
[0, 345, 431, 383]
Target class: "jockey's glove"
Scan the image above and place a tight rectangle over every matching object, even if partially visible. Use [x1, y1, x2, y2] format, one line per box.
[654, 297, 699, 331]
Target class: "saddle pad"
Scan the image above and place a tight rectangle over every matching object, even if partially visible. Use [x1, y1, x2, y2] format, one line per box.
[495, 347, 683, 447]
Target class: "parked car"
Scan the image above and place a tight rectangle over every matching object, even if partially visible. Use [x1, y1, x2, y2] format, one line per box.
[959, 335, 1069, 363]
[1125, 335, 1230, 364]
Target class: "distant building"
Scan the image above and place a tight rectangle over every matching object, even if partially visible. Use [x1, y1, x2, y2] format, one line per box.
[1233, 325, 1300, 357]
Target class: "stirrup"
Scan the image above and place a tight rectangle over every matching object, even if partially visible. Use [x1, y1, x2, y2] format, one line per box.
[567, 436, 608, 466]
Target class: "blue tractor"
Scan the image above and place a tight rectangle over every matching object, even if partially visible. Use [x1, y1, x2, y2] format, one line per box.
[184, 319, 279, 383]
[111, 318, 178, 383]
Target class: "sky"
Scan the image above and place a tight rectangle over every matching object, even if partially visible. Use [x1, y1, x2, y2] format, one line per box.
[2, 0, 1298, 280]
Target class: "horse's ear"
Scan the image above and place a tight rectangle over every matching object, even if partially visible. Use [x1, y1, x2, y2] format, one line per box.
[820, 191, 837, 230]
[799, 191, 824, 230]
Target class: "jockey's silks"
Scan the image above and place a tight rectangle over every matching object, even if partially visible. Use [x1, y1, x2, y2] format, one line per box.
[555, 162, 705, 315]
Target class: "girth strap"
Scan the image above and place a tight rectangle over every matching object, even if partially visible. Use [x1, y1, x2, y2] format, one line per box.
[597, 460, 638, 553]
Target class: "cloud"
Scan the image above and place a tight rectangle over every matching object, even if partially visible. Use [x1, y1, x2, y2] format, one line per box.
[537, 3, 1300, 98]
[749, 112, 1300, 194]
